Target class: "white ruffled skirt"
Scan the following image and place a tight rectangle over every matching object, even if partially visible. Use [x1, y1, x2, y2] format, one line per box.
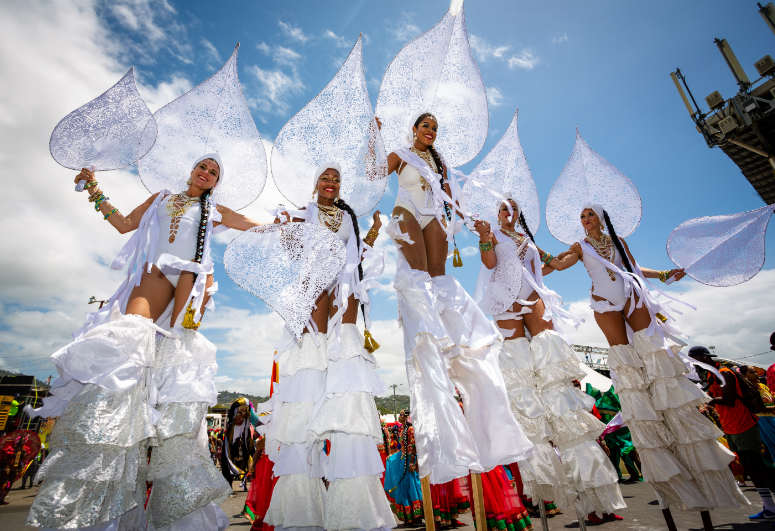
[395, 263, 532, 484]
[610, 330, 749, 510]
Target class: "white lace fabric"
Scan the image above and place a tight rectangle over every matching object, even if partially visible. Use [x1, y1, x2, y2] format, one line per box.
[464, 109, 539, 233]
[667, 203, 775, 286]
[224, 224, 347, 339]
[375, 2, 487, 167]
[50, 67, 156, 171]
[545, 129, 641, 245]
[138, 44, 266, 211]
[272, 36, 387, 217]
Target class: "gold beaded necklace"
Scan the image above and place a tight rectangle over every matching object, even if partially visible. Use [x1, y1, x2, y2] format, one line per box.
[410, 146, 436, 193]
[166, 192, 199, 243]
[500, 228, 528, 260]
[317, 203, 343, 233]
[587, 233, 617, 281]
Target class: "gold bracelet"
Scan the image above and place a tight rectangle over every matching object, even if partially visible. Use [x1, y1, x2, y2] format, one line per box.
[88, 188, 103, 202]
[366, 227, 379, 241]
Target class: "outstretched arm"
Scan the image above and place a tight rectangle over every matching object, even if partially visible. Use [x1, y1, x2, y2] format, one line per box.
[74, 168, 158, 234]
[215, 205, 266, 231]
[548, 242, 582, 271]
[621, 239, 685, 281]
[474, 220, 496, 269]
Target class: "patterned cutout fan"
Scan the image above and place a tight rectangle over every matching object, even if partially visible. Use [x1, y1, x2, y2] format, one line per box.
[138, 44, 266, 211]
[667, 204, 774, 286]
[224, 223, 347, 339]
[271, 35, 387, 217]
[464, 109, 539, 234]
[375, 0, 487, 167]
[50, 67, 156, 171]
[546, 129, 641, 245]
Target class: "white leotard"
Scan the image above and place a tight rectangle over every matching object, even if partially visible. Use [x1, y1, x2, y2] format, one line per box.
[581, 242, 627, 308]
[495, 232, 536, 301]
[307, 203, 353, 293]
[394, 158, 437, 230]
[154, 195, 201, 288]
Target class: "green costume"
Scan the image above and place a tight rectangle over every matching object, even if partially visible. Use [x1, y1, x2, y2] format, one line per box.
[586, 383, 642, 481]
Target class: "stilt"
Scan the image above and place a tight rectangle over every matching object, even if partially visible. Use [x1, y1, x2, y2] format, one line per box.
[700, 510, 714, 531]
[536, 499, 549, 531]
[661, 508, 678, 531]
[576, 509, 587, 531]
[421, 476, 435, 531]
[470, 473, 487, 531]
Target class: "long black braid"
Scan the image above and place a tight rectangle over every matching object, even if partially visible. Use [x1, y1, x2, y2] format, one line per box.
[193, 188, 212, 279]
[518, 211, 535, 243]
[414, 113, 452, 222]
[333, 196, 367, 322]
[399, 411, 412, 483]
[602, 210, 633, 273]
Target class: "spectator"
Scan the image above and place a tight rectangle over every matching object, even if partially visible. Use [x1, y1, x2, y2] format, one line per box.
[20, 450, 41, 489]
[689, 346, 775, 521]
[741, 365, 775, 463]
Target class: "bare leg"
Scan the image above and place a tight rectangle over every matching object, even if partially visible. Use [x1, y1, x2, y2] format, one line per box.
[170, 272, 215, 329]
[591, 295, 629, 347]
[622, 293, 653, 334]
[496, 300, 526, 340]
[523, 291, 554, 336]
[333, 293, 360, 326]
[422, 218, 448, 278]
[392, 206, 427, 272]
[125, 265, 175, 321]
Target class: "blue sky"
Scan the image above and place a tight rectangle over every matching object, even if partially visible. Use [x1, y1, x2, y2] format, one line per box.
[1, 0, 773, 394]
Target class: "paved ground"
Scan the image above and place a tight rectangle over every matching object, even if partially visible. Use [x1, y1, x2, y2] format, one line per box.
[2, 477, 773, 530]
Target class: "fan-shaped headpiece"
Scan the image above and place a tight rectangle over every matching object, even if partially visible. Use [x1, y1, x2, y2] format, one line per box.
[224, 223, 347, 340]
[667, 204, 774, 286]
[272, 35, 387, 217]
[546, 129, 641, 245]
[138, 44, 266, 211]
[464, 109, 539, 233]
[50, 67, 156, 171]
[375, 0, 487, 167]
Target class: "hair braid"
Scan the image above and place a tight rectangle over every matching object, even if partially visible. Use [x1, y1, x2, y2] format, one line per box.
[518, 211, 535, 243]
[193, 187, 212, 281]
[333, 197, 367, 321]
[602, 210, 633, 273]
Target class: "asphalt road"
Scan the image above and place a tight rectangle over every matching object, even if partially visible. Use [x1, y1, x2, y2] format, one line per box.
[3, 476, 773, 530]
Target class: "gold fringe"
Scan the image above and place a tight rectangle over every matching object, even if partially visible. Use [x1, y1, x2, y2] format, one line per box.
[452, 247, 463, 267]
[182, 301, 201, 329]
[655, 312, 667, 323]
[364, 329, 380, 353]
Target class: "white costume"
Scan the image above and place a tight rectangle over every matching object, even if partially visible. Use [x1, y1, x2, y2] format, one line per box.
[467, 112, 624, 515]
[241, 37, 394, 531]
[28, 45, 266, 531]
[546, 131, 748, 511]
[376, 3, 533, 485]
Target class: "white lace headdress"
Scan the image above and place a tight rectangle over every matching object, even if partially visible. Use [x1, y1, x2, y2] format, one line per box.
[271, 35, 387, 217]
[50, 67, 157, 171]
[667, 203, 775, 286]
[374, 0, 488, 167]
[138, 44, 267, 211]
[463, 109, 539, 233]
[546, 128, 642, 245]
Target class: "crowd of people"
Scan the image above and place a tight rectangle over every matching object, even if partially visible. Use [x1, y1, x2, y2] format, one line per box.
[10, 1, 773, 530]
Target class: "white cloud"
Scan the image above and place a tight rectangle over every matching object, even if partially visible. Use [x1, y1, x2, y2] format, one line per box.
[469, 35, 510, 62]
[487, 86, 505, 107]
[246, 65, 305, 115]
[135, 74, 192, 113]
[202, 39, 221, 63]
[508, 49, 540, 70]
[324, 30, 350, 49]
[257, 42, 302, 66]
[460, 246, 480, 257]
[386, 13, 421, 42]
[552, 32, 569, 44]
[107, 0, 191, 65]
[278, 20, 309, 43]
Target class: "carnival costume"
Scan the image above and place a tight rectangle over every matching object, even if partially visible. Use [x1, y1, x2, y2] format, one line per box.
[374, 0, 532, 486]
[471, 467, 533, 531]
[545, 129, 748, 511]
[227, 36, 393, 531]
[221, 399, 257, 489]
[383, 420, 424, 522]
[466, 112, 624, 516]
[28, 46, 266, 531]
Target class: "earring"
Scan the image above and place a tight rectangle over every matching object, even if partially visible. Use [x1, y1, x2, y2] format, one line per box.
[413, 133, 417, 142]
[186, 178, 192, 185]
[600, 222, 606, 232]
[312, 187, 317, 198]
[585, 229, 589, 236]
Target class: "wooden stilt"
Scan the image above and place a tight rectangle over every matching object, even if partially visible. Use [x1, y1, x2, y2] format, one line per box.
[420, 476, 435, 531]
[576, 509, 588, 531]
[700, 510, 714, 531]
[536, 499, 549, 531]
[661, 508, 678, 531]
[470, 473, 487, 531]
